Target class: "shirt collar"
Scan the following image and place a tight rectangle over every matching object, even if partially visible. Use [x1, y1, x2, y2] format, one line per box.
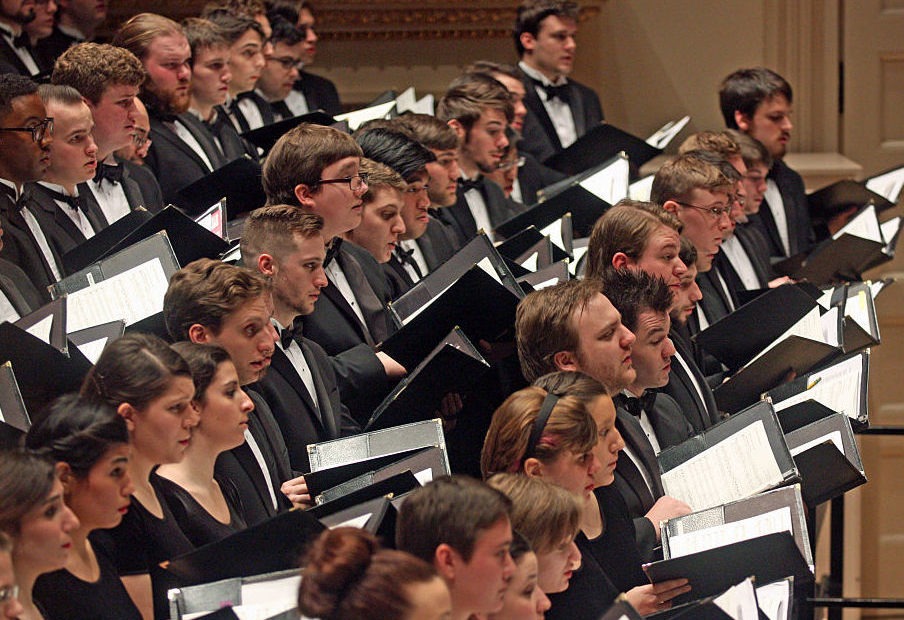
[518, 60, 568, 87]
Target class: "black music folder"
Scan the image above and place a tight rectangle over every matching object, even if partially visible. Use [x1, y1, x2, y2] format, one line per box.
[647, 578, 762, 620]
[834, 281, 880, 354]
[496, 226, 568, 266]
[367, 328, 490, 430]
[599, 600, 644, 620]
[518, 260, 571, 293]
[315, 495, 398, 546]
[657, 400, 798, 512]
[306, 470, 420, 520]
[544, 123, 661, 176]
[68, 320, 126, 363]
[807, 179, 895, 221]
[13, 296, 67, 352]
[864, 164, 904, 205]
[240, 111, 335, 153]
[176, 157, 265, 219]
[643, 532, 812, 606]
[161, 508, 325, 586]
[304, 447, 430, 498]
[0, 362, 29, 448]
[62, 208, 153, 274]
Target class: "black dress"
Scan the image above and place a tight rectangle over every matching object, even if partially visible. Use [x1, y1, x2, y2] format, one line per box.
[546, 537, 621, 620]
[152, 472, 248, 547]
[585, 485, 649, 592]
[33, 543, 142, 620]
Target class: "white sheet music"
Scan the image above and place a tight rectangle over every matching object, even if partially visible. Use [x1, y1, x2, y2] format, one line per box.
[668, 507, 792, 558]
[846, 289, 872, 334]
[330, 513, 373, 530]
[789, 431, 844, 457]
[25, 314, 54, 344]
[832, 204, 881, 241]
[570, 245, 589, 275]
[756, 580, 792, 620]
[394, 87, 417, 113]
[66, 258, 168, 332]
[772, 354, 864, 420]
[335, 101, 396, 131]
[816, 287, 835, 311]
[412, 94, 434, 115]
[520, 252, 538, 271]
[629, 175, 654, 201]
[194, 201, 225, 239]
[713, 577, 760, 620]
[646, 115, 691, 149]
[746, 307, 824, 368]
[866, 166, 904, 203]
[881, 216, 902, 249]
[77, 337, 108, 364]
[540, 219, 565, 252]
[532, 277, 560, 290]
[579, 156, 630, 204]
[819, 307, 840, 347]
[661, 420, 785, 512]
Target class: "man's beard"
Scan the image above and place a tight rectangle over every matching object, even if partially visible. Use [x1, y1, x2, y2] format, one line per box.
[143, 82, 191, 116]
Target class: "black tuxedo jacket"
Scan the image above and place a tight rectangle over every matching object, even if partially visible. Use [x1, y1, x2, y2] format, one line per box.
[225, 91, 275, 134]
[0, 35, 35, 76]
[696, 267, 736, 327]
[144, 110, 228, 205]
[120, 158, 164, 212]
[34, 26, 79, 73]
[383, 254, 414, 300]
[214, 391, 293, 526]
[301, 241, 395, 424]
[294, 70, 343, 116]
[660, 324, 721, 433]
[717, 226, 772, 294]
[0, 257, 41, 315]
[25, 183, 106, 262]
[0, 189, 60, 301]
[519, 75, 604, 164]
[516, 151, 566, 205]
[250, 336, 360, 473]
[754, 159, 814, 259]
[209, 107, 260, 163]
[438, 178, 523, 247]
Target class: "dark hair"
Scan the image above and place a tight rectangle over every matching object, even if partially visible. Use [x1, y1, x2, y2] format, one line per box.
[26, 394, 128, 478]
[80, 333, 193, 411]
[299, 527, 440, 620]
[678, 235, 697, 268]
[724, 128, 773, 170]
[509, 530, 532, 563]
[0, 74, 38, 120]
[532, 370, 609, 402]
[396, 475, 511, 563]
[513, 0, 579, 57]
[240, 205, 324, 265]
[265, 0, 300, 25]
[465, 60, 524, 82]
[268, 14, 305, 46]
[202, 0, 266, 20]
[355, 127, 436, 182]
[182, 17, 229, 57]
[203, 10, 265, 45]
[437, 72, 514, 129]
[170, 342, 232, 402]
[682, 149, 742, 183]
[719, 67, 793, 129]
[0, 449, 56, 536]
[395, 113, 459, 151]
[600, 268, 673, 333]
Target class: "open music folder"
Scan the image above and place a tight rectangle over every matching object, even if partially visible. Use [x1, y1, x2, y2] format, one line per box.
[646, 577, 761, 620]
[176, 157, 265, 220]
[240, 110, 335, 153]
[543, 122, 671, 176]
[13, 295, 67, 352]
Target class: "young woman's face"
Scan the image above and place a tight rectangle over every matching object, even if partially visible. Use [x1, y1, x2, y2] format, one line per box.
[14, 477, 79, 575]
[197, 361, 254, 452]
[489, 551, 551, 619]
[127, 376, 199, 465]
[65, 444, 133, 531]
[535, 534, 581, 594]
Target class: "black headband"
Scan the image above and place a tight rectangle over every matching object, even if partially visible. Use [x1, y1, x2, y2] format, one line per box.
[524, 392, 560, 460]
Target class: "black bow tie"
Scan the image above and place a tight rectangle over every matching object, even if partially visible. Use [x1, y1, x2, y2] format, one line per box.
[534, 80, 570, 104]
[459, 176, 484, 193]
[614, 392, 657, 418]
[45, 187, 81, 211]
[324, 238, 342, 268]
[395, 246, 423, 278]
[12, 32, 30, 50]
[93, 162, 123, 185]
[280, 317, 304, 349]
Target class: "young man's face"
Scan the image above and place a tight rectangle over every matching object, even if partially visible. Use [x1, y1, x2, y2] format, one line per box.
[624, 225, 686, 295]
[458, 108, 508, 175]
[743, 162, 769, 214]
[190, 44, 231, 109]
[24, 0, 55, 39]
[270, 232, 328, 318]
[627, 309, 675, 393]
[44, 99, 97, 187]
[448, 516, 515, 616]
[63, 0, 106, 27]
[520, 14, 577, 81]
[297, 7, 317, 65]
[298, 155, 367, 239]
[90, 83, 138, 158]
[348, 186, 406, 263]
[557, 293, 637, 393]
[737, 94, 792, 160]
[485, 149, 519, 198]
[669, 262, 702, 326]
[664, 187, 732, 273]
[399, 170, 430, 241]
[258, 41, 303, 101]
[228, 29, 266, 96]
[491, 72, 526, 133]
[143, 33, 192, 114]
[425, 148, 460, 207]
[0, 93, 52, 185]
[196, 294, 277, 385]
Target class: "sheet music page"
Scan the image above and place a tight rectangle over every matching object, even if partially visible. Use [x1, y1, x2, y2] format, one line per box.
[77, 337, 108, 364]
[194, 202, 225, 238]
[880, 216, 902, 249]
[745, 307, 824, 368]
[661, 420, 785, 511]
[394, 87, 417, 113]
[579, 157, 630, 204]
[520, 252, 538, 271]
[335, 101, 396, 131]
[756, 580, 792, 620]
[789, 431, 844, 457]
[25, 314, 53, 344]
[242, 574, 301, 607]
[846, 289, 872, 333]
[414, 467, 433, 485]
[713, 577, 760, 620]
[412, 94, 434, 115]
[816, 287, 835, 311]
[870, 279, 889, 300]
[832, 205, 881, 241]
[540, 219, 565, 251]
[668, 507, 792, 558]
[532, 277, 560, 290]
[629, 175, 654, 201]
[646, 115, 691, 149]
[819, 307, 840, 347]
[866, 167, 904, 203]
[570, 246, 589, 275]
[772, 354, 864, 420]
[66, 257, 169, 332]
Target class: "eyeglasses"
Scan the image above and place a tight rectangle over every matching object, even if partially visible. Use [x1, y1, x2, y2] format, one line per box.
[404, 184, 429, 194]
[0, 117, 53, 143]
[269, 56, 303, 71]
[496, 156, 526, 172]
[0, 584, 18, 604]
[132, 131, 150, 148]
[732, 194, 747, 207]
[673, 200, 732, 219]
[316, 173, 369, 192]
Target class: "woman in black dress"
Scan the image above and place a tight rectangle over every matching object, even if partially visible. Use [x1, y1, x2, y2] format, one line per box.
[26, 394, 142, 620]
[155, 343, 252, 546]
[80, 333, 200, 619]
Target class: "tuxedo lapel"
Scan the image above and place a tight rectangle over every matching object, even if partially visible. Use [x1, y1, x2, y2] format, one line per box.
[522, 82, 563, 152]
[302, 340, 340, 439]
[118, 164, 146, 211]
[269, 346, 323, 426]
[616, 408, 664, 496]
[319, 283, 371, 345]
[0, 271, 31, 315]
[568, 82, 587, 137]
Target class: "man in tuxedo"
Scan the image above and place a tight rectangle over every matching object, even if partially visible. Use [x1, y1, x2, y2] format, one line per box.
[514, 0, 603, 164]
[262, 123, 407, 424]
[0, 73, 61, 298]
[290, 1, 342, 116]
[720, 67, 814, 259]
[164, 258, 312, 523]
[114, 14, 230, 205]
[436, 72, 521, 245]
[52, 42, 163, 222]
[35, 0, 106, 70]
[0, 218, 41, 320]
[27, 84, 105, 260]
[256, 16, 306, 121]
[0, 0, 41, 76]
[241, 206, 360, 473]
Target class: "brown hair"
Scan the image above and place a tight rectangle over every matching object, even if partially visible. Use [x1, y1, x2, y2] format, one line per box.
[37, 83, 84, 107]
[202, 0, 266, 19]
[532, 370, 609, 402]
[601, 268, 674, 333]
[486, 474, 581, 554]
[650, 153, 732, 204]
[181, 17, 229, 58]
[514, 0, 579, 57]
[164, 259, 270, 342]
[724, 128, 773, 170]
[113, 13, 184, 62]
[481, 385, 598, 478]
[360, 158, 406, 204]
[515, 278, 601, 383]
[436, 72, 514, 129]
[263, 124, 363, 206]
[585, 200, 682, 280]
[678, 131, 741, 160]
[396, 113, 459, 151]
[240, 205, 324, 266]
[299, 527, 440, 620]
[51, 43, 146, 105]
[0, 450, 56, 537]
[169, 342, 232, 402]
